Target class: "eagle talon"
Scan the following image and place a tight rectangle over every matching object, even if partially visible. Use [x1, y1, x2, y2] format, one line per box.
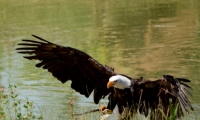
[99, 105, 107, 111]
[99, 105, 112, 114]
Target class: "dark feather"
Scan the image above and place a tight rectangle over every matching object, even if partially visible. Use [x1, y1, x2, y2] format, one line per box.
[32, 34, 51, 43]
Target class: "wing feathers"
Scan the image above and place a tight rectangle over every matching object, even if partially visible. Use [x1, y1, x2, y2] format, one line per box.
[164, 75, 193, 111]
[21, 39, 48, 44]
[176, 78, 191, 82]
[134, 75, 193, 119]
[16, 35, 115, 103]
[18, 43, 41, 46]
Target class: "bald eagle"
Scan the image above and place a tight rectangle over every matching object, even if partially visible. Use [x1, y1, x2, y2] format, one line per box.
[16, 35, 193, 119]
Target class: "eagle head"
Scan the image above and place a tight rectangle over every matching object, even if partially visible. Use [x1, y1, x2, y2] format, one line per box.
[107, 75, 131, 89]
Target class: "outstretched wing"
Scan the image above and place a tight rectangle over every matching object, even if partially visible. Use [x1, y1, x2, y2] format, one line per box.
[133, 75, 193, 118]
[16, 35, 116, 104]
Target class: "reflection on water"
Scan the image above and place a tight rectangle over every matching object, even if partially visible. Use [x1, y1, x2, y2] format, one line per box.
[0, 0, 200, 119]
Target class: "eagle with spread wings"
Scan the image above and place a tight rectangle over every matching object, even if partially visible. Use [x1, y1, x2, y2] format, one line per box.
[16, 35, 193, 120]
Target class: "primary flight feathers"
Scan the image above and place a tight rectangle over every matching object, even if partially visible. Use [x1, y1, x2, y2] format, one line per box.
[16, 35, 193, 119]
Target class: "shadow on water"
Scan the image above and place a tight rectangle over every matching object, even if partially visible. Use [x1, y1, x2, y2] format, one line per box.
[0, 0, 200, 119]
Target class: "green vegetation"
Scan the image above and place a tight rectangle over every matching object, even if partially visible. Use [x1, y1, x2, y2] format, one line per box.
[158, 101, 179, 120]
[0, 85, 101, 120]
[0, 85, 41, 120]
[66, 91, 78, 119]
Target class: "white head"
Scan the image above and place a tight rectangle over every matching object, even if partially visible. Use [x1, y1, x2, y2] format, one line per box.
[107, 75, 131, 89]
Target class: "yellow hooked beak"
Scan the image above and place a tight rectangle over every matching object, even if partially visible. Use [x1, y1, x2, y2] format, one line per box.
[107, 81, 115, 88]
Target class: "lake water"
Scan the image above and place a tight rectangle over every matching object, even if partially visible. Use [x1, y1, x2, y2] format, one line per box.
[0, 0, 200, 119]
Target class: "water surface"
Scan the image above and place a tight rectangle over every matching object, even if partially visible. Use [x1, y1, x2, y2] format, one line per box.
[0, 0, 200, 119]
